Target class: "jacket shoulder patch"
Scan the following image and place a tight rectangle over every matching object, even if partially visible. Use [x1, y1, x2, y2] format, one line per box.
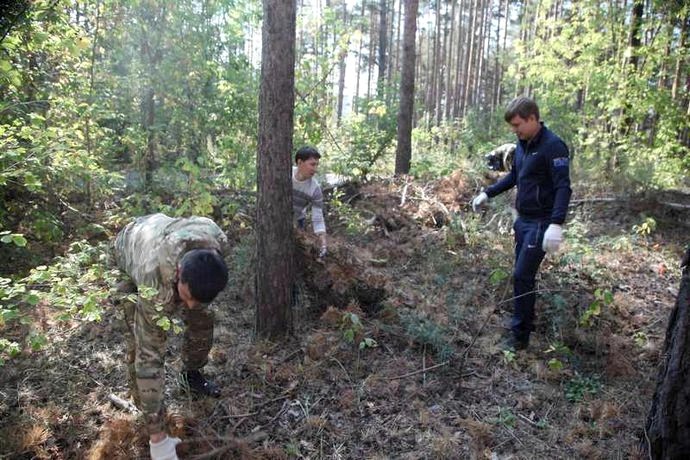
[553, 157, 569, 168]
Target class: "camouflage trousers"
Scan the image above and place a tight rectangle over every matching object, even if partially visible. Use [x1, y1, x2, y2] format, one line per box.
[116, 279, 214, 434]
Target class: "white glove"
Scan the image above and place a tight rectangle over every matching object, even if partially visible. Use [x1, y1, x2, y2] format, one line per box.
[471, 192, 489, 212]
[542, 224, 563, 253]
[318, 246, 327, 259]
[150, 436, 181, 460]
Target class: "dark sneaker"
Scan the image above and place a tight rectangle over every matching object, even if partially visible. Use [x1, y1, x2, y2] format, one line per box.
[500, 334, 529, 351]
[180, 370, 221, 398]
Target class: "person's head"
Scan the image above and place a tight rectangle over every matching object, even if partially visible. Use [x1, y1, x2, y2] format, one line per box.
[504, 97, 541, 141]
[295, 146, 321, 179]
[176, 249, 228, 308]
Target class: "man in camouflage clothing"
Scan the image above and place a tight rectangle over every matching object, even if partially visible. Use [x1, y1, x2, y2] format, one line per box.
[114, 213, 229, 460]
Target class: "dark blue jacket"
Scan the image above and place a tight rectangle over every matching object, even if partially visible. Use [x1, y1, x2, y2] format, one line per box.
[485, 124, 572, 224]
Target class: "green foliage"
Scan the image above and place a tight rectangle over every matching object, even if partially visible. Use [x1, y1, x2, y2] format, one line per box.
[632, 216, 657, 237]
[503, 0, 689, 189]
[400, 310, 454, 361]
[565, 373, 602, 402]
[408, 121, 468, 179]
[445, 213, 484, 249]
[544, 341, 573, 372]
[548, 358, 564, 372]
[489, 268, 510, 286]
[339, 311, 377, 351]
[558, 216, 612, 284]
[0, 239, 114, 364]
[632, 331, 649, 348]
[501, 349, 516, 366]
[579, 288, 614, 327]
[359, 337, 378, 351]
[340, 311, 363, 344]
[324, 100, 397, 179]
[328, 189, 368, 236]
[544, 341, 573, 357]
[0, 4, 117, 247]
[541, 292, 571, 336]
[0, 338, 21, 365]
[489, 407, 517, 428]
[0, 232, 27, 247]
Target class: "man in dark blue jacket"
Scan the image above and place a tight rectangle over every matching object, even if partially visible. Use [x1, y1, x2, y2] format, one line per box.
[472, 97, 572, 351]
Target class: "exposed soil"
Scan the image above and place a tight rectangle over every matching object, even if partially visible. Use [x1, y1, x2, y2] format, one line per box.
[1, 171, 688, 459]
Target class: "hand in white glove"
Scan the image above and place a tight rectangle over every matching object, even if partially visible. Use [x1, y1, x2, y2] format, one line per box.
[318, 246, 327, 260]
[542, 224, 563, 253]
[150, 435, 181, 460]
[471, 192, 489, 212]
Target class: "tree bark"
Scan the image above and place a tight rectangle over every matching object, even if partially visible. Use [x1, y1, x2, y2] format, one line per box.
[461, 0, 476, 116]
[627, 0, 644, 71]
[645, 246, 690, 458]
[377, 0, 388, 98]
[394, 0, 418, 175]
[444, 0, 457, 121]
[336, 2, 348, 124]
[472, 0, 488, 110]
[452, 0, 465, 118]
[671, 11, 688, 101]
[255, 0, 296, 339]
[366, 3, 376, 101]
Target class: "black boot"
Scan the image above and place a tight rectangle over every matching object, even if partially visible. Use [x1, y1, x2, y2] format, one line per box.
[500, 333, 529, 351]
[180, 369, 221, 398]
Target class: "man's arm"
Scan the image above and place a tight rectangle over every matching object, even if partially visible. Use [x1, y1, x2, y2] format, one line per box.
[485, 146, 517, 198]
[548, 140, 572, 225]
[311, 184, 327, 235]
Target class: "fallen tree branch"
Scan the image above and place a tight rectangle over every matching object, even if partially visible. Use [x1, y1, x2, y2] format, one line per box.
[400, 179, 410, 207]
[107, 393, 139, 413]
[569, 197, 690, 210]
[189, 432, 268, 459]
[389, 361, 449, 380]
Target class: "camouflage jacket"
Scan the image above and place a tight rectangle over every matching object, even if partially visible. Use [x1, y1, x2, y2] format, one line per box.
[115, 213, 230, 306]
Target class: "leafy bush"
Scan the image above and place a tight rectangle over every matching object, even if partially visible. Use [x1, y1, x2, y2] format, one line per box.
[565, 373, 602, 402]
[0, 240, 114, 365]
[324, 99, 397, 179]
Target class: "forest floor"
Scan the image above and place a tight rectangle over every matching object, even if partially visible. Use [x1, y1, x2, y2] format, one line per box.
[1, 168, 689, 459]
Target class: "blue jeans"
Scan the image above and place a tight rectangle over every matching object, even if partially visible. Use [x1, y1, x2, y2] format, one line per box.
[511, 217, 547, 342]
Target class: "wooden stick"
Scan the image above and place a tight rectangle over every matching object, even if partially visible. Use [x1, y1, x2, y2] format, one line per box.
[108, 393, 139, 413]
[389, 361, 449, 380]
[400, 180, 410, 206]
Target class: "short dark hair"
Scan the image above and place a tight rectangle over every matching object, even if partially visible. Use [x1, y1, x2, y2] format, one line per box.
[504, 97, 540, 122]
[295, 146, 321, 164]
[179, 249, 228, 303]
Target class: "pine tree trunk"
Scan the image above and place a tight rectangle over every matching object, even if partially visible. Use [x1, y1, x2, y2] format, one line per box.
[367, 3, 376, 101]
[452, 0, 465, 118]
[461, 0, 476, 116]
[645, 247, 690, 458]
[354, 0, 365, 113]
[671, 11, 688, 101]
[472, 0, 488, 110]
[394, 0, 419, 175]
[444, 0, 457, 121]
[336, 2, 348, 124]
[377, 0, 388, 98]
[255, 0, 296, 340]
[436, 1, 448, 126]
[429, 0, 441, 122]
